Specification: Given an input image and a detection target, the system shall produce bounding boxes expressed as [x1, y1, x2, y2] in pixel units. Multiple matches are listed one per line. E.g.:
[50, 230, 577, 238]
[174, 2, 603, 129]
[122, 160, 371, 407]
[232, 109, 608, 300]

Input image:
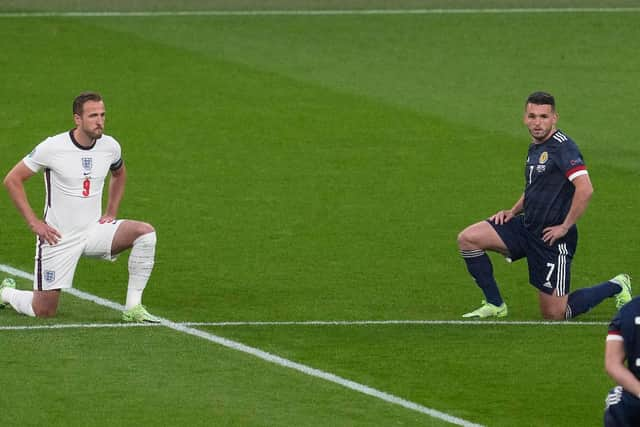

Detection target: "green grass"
[1, 2, 638, 426]
[2, 0, 640, 12]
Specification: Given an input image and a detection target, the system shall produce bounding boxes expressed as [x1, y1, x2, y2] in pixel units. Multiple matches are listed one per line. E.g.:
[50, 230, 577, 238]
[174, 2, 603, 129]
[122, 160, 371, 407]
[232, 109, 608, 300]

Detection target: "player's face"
[524, 103, 557, 143]
[74, 100, 106, 140]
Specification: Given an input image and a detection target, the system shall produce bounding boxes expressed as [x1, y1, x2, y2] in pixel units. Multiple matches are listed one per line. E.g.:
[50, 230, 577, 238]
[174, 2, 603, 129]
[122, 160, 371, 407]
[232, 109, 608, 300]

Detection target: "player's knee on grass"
[540, 304, 566, 321]
[32, 290, 61, 317]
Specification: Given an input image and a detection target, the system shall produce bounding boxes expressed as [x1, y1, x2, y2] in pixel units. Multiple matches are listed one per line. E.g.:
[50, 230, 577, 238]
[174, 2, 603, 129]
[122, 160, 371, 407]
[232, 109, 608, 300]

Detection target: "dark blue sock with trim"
[461, 249, 504, 306]
[565, 281, 621, 319]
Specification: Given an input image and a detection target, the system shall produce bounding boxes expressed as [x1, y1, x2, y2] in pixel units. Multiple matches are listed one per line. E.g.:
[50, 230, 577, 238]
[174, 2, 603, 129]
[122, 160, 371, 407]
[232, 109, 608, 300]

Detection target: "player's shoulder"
[98, 133, 120, 148]
[611, 297, 640, 333]
[31, 131, 72, 156]
[93, 134, 121, 158]
[40, 130, 72, 145]
[546, 130, 583, 159]
[548, 130, 579, 148]
[551, 130, 571, 143]
[619, 296, 640, 317]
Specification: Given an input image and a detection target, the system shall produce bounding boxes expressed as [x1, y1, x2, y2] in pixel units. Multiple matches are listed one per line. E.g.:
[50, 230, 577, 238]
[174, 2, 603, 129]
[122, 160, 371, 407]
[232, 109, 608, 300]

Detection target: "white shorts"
[33, 220, 124, 290]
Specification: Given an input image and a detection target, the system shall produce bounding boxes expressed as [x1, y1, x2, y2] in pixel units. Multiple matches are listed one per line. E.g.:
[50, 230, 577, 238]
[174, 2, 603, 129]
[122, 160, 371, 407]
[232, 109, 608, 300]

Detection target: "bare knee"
[112, 221, 155, 255]
[541, 312, 565, 321]
[539, 293, 568, 321]
[541, 306, 566, 321]
[32, 290, 60, 317]
[457, 230, 468, 248]
[135, 221, 155, 237]
[457, 224, 484, 250]
[34, 306, 58, 317]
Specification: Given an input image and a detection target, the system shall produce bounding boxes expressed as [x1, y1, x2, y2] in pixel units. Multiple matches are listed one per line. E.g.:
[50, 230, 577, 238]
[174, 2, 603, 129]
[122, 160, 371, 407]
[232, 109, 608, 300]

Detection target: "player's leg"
[604, 386, 636, 427]
[109, 220, 155, 256]
[31, 243, 81, 317]
[530, 237, 573, 320]
[0, 278, 35, 316]
[538, 280, 625, 320]
[565, 274, 631, 319]
[111, 220, 156, 311]
[529, 231, 625, 319]
[85, 220, 159, 322]
[32, 289, 61, 317]
[538, 292, 568, 320]
[2, 237, 80, 318]
[458, 220, 512, 317]
[458, 220, 510, 254]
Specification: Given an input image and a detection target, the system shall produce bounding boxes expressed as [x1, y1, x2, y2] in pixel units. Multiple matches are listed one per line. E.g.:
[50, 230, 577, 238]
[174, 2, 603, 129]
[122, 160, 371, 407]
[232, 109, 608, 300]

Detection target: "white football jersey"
[22, 130, 122, 234]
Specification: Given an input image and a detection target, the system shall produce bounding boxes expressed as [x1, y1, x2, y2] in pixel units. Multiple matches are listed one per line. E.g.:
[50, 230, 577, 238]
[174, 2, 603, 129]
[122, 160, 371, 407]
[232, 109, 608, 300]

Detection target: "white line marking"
[0, 263, 483, 427]
[185, 319, 608, 326]
[0, 8, 639, 18]
[0, 322, 158, 331]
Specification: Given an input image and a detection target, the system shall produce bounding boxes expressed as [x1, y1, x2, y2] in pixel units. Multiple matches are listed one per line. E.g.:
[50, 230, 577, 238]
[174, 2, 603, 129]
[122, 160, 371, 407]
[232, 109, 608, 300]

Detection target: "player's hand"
[30, 220, 61, 245]
[542, 224, 569, 246]
[99, 215, 117, 224]
[489, 209, 514, 225]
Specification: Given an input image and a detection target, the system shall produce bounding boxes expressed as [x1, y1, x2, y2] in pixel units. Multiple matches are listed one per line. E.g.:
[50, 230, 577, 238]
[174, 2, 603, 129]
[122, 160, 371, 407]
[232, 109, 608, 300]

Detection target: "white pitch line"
[185, 319, 608, 326]
[0, 8, 639, 18]
[0, 322, 158, 331]
[0, 263, 483, 427]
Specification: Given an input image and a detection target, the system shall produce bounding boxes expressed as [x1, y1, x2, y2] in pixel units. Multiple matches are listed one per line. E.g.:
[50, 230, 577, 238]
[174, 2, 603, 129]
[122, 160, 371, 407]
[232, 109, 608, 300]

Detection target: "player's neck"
[72, 128, 96, 148]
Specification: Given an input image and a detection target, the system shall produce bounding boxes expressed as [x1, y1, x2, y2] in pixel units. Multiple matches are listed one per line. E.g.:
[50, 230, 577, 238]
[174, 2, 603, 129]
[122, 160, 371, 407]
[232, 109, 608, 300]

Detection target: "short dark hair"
[525, 91, 555, 111]
[73, 92, 103, 115]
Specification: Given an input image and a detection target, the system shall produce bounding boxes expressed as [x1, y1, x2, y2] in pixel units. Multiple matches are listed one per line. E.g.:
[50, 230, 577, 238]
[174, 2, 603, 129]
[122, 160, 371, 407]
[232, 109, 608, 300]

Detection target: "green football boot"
[462, 300, 508, 319]
[0, 277, 17, 308]
[122, 304, 161, 323]
[612, 274, 632, 309]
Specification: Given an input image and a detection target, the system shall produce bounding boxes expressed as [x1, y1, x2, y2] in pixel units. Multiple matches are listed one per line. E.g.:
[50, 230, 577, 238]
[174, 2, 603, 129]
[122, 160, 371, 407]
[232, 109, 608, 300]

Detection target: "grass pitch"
[1, 1, 640, 426]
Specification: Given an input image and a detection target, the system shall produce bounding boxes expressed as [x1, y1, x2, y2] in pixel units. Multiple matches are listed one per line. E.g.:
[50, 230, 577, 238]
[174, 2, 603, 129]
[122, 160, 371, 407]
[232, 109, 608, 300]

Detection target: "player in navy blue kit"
[604, 297, 640, 426]
[457, 92, 631, 320]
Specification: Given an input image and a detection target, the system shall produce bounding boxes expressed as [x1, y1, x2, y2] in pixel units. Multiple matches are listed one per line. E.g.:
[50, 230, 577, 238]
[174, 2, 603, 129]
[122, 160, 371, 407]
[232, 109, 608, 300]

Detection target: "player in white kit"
[1, 92, 160, 322]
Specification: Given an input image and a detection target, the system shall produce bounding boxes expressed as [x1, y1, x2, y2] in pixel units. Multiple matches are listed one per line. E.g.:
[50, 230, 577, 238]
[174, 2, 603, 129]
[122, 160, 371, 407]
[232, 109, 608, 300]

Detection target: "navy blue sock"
[461, 250, 503, 306]
[566, 281, 621, 319]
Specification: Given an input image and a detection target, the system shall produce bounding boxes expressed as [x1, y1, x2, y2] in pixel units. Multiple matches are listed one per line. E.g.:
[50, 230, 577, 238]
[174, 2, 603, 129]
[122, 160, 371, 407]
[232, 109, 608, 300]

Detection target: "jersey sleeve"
[557, 140, 587, 182]
[21, 138, 52, 173]
[607, 308, 624, 342]
[108, 137, 123, 171]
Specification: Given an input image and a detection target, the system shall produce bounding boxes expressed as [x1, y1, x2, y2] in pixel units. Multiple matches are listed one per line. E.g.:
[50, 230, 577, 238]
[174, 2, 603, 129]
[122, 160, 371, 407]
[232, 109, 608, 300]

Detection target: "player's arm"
[489, 193, 524, 224]
[3, 161, 61, 244]
[542, 174, 593, 245]
[101, 162, 126, 223]
[605, 337, 640, 398]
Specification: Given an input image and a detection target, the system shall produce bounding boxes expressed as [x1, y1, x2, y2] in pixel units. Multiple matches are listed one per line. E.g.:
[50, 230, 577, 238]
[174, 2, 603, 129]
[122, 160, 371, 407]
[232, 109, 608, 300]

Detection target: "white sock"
[2, 288, 36, 317]
[125, 231, 156, 309]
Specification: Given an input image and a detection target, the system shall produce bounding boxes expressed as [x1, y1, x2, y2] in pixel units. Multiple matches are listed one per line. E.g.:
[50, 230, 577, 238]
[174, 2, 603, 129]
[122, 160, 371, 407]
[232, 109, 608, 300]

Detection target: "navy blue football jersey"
[523, 130, 587, 237]
[608, 297, 640, 380]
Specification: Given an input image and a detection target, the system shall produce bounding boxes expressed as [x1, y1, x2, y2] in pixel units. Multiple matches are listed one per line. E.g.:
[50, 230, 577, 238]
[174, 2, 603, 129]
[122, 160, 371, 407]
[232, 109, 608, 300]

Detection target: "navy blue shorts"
[487, 215, 578, 295]
[604, 386, 640, 427]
